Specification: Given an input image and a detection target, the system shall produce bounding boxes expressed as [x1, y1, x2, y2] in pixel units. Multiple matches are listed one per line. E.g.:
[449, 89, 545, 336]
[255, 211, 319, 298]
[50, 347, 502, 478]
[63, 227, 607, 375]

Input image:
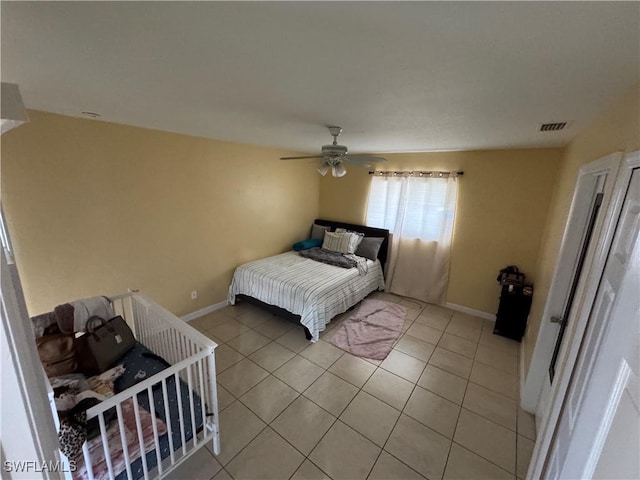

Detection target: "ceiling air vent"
[538, 122, 568, 132]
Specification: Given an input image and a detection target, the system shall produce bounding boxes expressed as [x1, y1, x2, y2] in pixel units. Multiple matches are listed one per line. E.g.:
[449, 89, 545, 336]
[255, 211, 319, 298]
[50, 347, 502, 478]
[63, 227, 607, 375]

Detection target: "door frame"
[526, 150, 640, 479]
[1, 249, 63, 479]
[521, 152, 621, 415]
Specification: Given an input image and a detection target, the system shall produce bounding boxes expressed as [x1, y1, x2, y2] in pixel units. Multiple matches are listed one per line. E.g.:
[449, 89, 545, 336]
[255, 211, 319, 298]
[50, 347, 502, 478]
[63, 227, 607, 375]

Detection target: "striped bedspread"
[228, 251, 385, 341]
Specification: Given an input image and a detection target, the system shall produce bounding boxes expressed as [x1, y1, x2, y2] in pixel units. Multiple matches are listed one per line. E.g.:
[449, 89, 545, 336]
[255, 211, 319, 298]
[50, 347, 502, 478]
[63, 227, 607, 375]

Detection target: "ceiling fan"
[280, 126, 386, 177]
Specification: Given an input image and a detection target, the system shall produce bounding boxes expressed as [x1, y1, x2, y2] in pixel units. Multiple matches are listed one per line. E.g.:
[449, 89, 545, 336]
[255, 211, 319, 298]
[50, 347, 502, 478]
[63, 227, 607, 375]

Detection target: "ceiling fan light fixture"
[318, 163, 330, 176]
[280, 126, 386, 179]
[1, 82, 29, 135]
[332, 163, 347, 177]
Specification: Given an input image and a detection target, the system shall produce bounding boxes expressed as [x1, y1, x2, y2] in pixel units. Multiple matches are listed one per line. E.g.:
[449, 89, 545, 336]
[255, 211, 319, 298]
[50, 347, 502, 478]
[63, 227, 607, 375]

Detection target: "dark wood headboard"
[314, 219, 390, 270]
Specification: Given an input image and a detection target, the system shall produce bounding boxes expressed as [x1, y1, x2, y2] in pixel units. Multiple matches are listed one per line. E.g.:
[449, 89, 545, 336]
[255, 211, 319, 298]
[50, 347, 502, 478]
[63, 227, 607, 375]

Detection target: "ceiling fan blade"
[344, 155, 387, 167]
[281, 129, 383, 178]
[280, 155, 325, 160]
[345, 158, 387, 163]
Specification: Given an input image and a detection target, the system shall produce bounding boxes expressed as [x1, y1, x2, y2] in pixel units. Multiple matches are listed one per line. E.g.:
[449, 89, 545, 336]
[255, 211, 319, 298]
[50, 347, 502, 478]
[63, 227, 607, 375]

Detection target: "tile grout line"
[206, 301, 523, 479]
[199, 307, 328, 478]
[211, 317, 303, 474]
[214, 413, 270, 473]
[447, 311, 510, 475]
[365, 308, 443, 480]
[224, 325, 378, 479]
[276, 343, 379, 479]
[445, 345, 473, 478]
[448, 441, 516, 477]
[215, 305, 416, 478]
[445, 325, 520, 475]
[283, 307, 433, 480]
[209, 320, 518, 429]
[361, 306, 429, 480]
[418, 312, 521, 476]
[399, 311, 457, 478]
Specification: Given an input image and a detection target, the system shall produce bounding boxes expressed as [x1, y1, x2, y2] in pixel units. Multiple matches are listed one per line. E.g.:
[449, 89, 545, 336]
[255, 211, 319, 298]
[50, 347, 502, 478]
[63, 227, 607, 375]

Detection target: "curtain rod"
[368, 170, 464, 177]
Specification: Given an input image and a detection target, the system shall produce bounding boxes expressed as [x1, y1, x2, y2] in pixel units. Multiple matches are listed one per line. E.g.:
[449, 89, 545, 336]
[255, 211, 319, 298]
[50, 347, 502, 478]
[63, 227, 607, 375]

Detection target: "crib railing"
[76, 291, 219, 480]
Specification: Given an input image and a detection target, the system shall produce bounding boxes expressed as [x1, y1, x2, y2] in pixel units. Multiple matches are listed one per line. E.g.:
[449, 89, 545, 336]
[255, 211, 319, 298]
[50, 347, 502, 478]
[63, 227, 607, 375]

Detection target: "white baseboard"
[445, 302, 496, 321]
[181, 300, 228, 322]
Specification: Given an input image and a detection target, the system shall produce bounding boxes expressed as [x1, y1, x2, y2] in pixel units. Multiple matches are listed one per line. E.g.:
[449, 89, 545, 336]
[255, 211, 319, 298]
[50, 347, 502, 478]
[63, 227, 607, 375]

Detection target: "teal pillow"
[293, 238, 322, 251]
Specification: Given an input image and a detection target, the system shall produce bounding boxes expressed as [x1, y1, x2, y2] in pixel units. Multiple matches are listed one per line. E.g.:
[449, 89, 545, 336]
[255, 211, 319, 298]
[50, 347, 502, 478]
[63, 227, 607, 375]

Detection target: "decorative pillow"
[311, 223, 330, 240]
[335, 228, 365, 250]
[322, 231, 360, 254]
[355, 237, 385, 261]
[293, 238, 323, 251]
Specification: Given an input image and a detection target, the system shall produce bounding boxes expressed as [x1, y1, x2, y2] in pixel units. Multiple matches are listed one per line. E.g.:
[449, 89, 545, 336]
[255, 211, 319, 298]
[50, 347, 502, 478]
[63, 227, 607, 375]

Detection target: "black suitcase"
[493, 285, 533, 341]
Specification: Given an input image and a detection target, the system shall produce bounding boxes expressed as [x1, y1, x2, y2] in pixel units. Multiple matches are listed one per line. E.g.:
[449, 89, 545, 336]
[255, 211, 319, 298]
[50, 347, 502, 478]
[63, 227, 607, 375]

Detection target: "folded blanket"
[293, 238, 323, 251]
[344, 253, 369, 276]
[31, 311, 59, 338]
[299, 247, 356, 269]
[299, 248, 370, 276]
[52, 365, 126, 459]
[55, 296, 115, 333]
[73, 398, 167, 480]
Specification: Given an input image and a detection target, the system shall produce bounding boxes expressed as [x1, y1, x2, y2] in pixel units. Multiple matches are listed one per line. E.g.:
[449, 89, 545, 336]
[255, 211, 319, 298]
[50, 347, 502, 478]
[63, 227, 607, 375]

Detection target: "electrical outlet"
[190, 290, 198, 300]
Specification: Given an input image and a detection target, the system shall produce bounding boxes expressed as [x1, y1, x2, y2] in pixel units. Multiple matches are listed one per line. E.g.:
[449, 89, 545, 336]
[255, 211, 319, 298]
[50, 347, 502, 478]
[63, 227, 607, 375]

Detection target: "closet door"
[544, 154, 640, 479]
[522, 152, 621, 423]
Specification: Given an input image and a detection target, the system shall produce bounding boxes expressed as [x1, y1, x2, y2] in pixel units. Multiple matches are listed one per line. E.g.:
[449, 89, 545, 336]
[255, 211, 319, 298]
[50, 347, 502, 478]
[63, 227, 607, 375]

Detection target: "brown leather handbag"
[36, 333, 77, 377]
[75, 315, 136, 374]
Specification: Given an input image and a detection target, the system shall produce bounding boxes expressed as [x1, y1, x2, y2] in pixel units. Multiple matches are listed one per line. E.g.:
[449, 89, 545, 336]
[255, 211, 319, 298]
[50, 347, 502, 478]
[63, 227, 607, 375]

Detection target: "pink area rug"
[327, 299, 407, 360]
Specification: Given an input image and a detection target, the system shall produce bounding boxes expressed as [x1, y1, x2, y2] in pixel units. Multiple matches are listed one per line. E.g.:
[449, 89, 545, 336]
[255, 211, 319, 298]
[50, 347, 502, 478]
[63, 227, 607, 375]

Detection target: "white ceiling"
[2, 2, 638, 154]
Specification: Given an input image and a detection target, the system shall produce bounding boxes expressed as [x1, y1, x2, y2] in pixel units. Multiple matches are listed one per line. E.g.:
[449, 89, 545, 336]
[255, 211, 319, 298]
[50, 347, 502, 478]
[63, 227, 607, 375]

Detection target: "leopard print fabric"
[53, 366, 127, 460]
[58, 410, 87, 459]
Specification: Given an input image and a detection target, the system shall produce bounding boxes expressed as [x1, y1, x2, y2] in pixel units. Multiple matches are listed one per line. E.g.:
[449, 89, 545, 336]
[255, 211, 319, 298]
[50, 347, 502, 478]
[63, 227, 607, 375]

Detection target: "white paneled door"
[543, 157, 640, 479]
[523, 153, 621, 419]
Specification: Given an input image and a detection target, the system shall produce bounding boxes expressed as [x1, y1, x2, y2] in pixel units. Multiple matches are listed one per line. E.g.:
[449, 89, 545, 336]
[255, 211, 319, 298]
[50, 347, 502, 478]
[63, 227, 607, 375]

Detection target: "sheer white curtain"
[366, 175, 458, 304]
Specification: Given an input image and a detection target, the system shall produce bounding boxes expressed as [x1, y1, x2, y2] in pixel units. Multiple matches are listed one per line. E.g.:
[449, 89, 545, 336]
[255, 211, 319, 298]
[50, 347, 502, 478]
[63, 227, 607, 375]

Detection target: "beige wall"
[523, 84, 640, 373]
[319, 148, 563, 314]
[1, 111, 320, 316]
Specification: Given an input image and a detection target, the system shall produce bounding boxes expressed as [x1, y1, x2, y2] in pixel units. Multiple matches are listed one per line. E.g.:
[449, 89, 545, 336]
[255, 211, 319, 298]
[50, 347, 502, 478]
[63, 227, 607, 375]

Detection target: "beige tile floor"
[168, 292, 537, 480]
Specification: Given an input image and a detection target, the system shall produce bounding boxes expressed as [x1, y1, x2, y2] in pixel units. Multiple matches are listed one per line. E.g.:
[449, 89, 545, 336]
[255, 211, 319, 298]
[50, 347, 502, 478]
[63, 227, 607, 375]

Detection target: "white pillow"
[322, 231, 360, 254]
[335, 228, 365, 250]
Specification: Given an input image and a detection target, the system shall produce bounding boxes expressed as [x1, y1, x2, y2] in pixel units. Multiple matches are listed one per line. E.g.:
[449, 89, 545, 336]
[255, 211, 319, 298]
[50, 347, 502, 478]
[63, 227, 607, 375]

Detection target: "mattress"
[228, 251, 385, 341]
[112, 343, 206, 480]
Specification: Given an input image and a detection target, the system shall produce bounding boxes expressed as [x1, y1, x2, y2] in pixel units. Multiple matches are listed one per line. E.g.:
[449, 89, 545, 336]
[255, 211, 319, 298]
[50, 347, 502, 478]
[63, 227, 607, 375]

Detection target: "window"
[366, 175, 457, 242]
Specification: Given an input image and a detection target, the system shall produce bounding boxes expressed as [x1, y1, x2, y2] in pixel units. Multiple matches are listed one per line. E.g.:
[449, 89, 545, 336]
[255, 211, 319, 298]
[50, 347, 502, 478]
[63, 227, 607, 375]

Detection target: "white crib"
[58, 290, 220, 480]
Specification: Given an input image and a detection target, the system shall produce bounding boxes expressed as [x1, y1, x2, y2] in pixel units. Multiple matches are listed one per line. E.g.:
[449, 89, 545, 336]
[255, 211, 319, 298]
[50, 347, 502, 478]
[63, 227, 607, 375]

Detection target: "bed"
[228, 219, 390, 341]
[33, 291, 220, 480]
